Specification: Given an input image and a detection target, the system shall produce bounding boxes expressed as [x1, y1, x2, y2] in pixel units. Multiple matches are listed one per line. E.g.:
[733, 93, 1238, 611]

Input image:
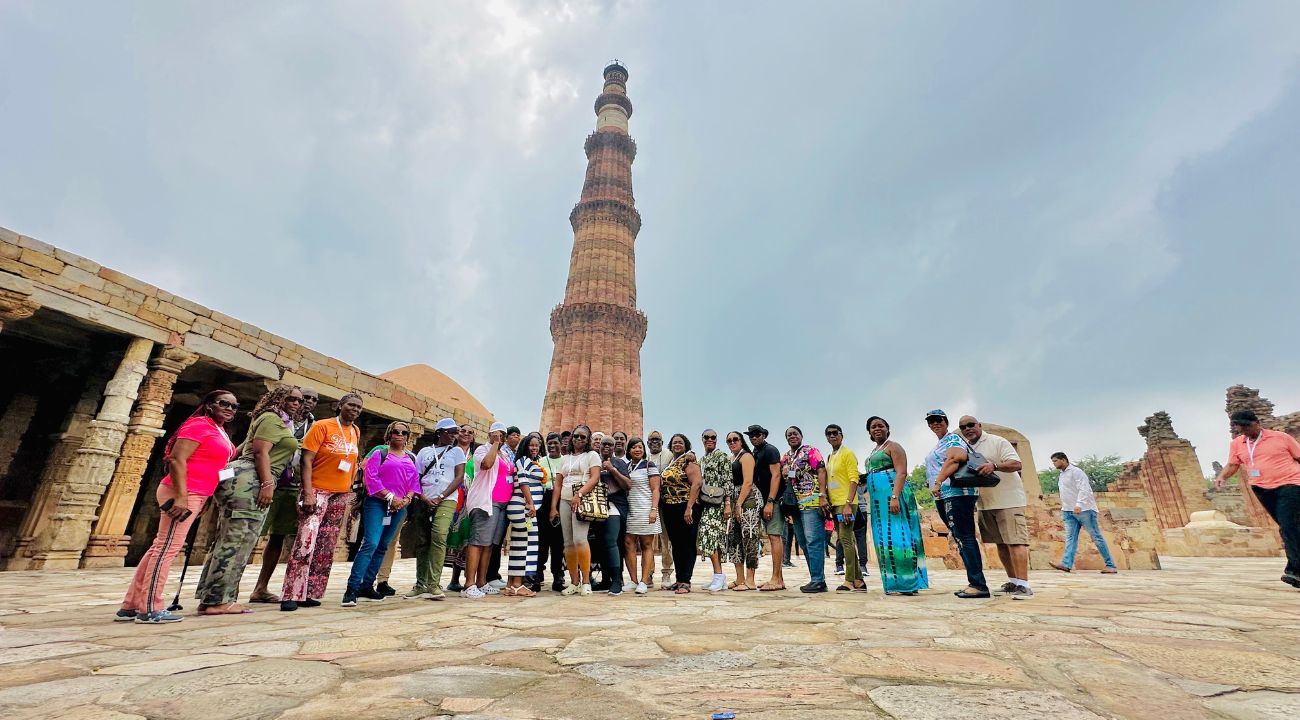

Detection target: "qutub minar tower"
[539, 62, 646, 436]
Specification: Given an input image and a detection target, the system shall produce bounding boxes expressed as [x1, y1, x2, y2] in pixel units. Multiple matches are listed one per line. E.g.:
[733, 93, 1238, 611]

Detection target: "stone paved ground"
[1, 557, 1298, 720]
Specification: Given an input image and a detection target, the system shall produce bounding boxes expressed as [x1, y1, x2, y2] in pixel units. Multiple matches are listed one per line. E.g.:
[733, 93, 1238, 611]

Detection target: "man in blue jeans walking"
[1049, 452, 1118, 574]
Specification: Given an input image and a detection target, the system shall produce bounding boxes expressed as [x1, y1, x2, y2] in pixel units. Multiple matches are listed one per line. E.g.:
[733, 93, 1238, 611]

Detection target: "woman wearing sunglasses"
[724, 431, 761, 591]
[551, 424, 601, 595]
[117, 390, 239, 624]
[342, 421, 420, 607]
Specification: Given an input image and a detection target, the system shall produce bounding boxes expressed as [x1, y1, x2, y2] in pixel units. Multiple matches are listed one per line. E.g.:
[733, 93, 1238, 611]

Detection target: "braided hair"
[248, 383, 297, 423]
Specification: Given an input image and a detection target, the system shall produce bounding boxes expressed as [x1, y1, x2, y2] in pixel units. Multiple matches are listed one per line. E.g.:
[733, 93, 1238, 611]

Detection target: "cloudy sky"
[3, 1, 1298, 474]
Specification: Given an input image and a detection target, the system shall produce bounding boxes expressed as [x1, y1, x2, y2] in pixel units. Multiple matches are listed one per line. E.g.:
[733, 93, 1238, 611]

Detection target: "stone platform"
[1, 557, 1298, 719]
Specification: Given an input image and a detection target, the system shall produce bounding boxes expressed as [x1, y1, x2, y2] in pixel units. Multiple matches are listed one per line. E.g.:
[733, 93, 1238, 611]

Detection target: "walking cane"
[166, 499, 201, 612]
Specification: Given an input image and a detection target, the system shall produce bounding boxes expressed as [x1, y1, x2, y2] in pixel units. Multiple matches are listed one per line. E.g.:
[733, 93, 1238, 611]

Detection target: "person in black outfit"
[592, 436, 631, 595]
[535, 433, 566, 591]
[659, 433, 703, 593]
[746, 425, 786, 591]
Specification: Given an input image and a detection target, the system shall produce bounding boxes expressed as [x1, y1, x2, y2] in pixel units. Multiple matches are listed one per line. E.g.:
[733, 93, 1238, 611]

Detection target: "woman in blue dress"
[863, 416, 928, 594]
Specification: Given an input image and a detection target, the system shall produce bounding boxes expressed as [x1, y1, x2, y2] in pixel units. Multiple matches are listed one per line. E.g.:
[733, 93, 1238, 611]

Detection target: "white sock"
[1012, 578, 1030, 589]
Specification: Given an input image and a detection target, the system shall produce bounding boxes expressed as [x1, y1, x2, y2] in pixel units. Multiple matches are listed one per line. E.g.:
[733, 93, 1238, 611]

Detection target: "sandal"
[853, 581, 870, 592]
[730, 584, 755, 592]
[835, 584, 854, 592]
[661, 582, 680, 592]
[758, 582, 786, 592]
[674, 583, 691, 594]
[954, 589, 991, 599]
[726, 580, 740, 590]
[248, 591, 280, 604]
[197, 603, 254, 615]
[513, 586, 536, 597]
[501, 586, 518, 597]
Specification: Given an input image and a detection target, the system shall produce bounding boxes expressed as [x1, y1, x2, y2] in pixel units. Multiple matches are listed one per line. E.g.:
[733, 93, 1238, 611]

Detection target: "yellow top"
[827, 447, 860, 507]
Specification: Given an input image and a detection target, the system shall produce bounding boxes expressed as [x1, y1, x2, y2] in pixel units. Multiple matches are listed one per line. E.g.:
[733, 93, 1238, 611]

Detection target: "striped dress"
[507, 456, 546, 577]
[626, 459, 661, 535]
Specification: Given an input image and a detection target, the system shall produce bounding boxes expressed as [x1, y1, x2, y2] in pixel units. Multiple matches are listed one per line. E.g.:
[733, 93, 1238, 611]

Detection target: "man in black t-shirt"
[747, 425, 787, 591]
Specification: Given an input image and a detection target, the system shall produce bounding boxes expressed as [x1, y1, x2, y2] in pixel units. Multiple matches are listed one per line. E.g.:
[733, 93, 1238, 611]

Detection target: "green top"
[864, 446, 894, 474]
[241, 412, 299, 477]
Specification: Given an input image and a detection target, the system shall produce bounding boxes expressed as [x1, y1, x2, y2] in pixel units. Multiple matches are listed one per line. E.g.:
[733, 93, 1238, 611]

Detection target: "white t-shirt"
[559, 451, 601, 501]
[971, 432, 1027, 511]
[416, 444, 467, 498]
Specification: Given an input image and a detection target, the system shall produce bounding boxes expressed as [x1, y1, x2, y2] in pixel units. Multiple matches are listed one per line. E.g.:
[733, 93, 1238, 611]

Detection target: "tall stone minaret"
[539, 61, 646, 437]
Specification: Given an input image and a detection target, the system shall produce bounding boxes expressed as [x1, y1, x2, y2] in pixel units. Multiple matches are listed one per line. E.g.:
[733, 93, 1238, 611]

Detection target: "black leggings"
[660, 502, 701, 584]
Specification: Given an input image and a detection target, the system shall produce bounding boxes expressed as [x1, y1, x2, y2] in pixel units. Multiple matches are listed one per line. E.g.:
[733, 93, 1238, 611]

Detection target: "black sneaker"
[1282, 573, 1300, 589]
[591, 581, 611, 592]
[376, 581, 396, 597]
[114, 609, 138, 623]
[608, 585, 623, 596]
[358, 585, 384, 602]
[280, 600, 298, 612]
[551, 580, 564, 592]
[800, 581, 828, 593]
[447, 581, 464, 593]
[341, 590, 358, 607]
[300, 598, 321, 608]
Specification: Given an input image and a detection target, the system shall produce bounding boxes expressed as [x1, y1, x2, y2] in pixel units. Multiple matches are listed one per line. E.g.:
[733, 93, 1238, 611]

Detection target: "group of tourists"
[116, 383, 1300, 624]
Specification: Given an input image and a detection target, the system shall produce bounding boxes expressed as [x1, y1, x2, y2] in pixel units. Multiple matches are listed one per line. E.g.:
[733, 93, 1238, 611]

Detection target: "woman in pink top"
[462, 422, 514, 598]
[342, 421, 420, 606]
[118, 390, 238, 624]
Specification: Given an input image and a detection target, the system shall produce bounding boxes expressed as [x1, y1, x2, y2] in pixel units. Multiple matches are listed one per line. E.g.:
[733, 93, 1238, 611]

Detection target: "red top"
[161, 416, 236, 497]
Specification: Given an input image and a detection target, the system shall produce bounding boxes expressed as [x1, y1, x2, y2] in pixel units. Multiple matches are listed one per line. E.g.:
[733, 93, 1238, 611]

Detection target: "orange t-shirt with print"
[1228, 429, 1300, 490]
[302, 418, 360, 493]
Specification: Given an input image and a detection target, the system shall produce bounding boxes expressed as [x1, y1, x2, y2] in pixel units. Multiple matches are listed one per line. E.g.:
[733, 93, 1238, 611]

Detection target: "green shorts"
[762, 502, 784, 536]
[261, 487, 300, 537]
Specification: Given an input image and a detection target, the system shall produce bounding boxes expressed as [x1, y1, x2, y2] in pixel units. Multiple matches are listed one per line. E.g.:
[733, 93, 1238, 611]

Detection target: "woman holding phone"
[118, 389, 239, 624]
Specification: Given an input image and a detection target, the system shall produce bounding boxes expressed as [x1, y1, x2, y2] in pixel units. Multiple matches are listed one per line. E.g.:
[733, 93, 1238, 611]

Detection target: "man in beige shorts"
[959, 415, 1032, 600]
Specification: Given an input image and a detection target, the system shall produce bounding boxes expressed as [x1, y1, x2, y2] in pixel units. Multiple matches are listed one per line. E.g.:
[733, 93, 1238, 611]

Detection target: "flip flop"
[248, 591, 280, 604]
[501, 586, 518, 596]
[674, 583, 691, 594]
[513, 586, 537, 597]
[835, 584, 854, 592]
[198, 603, 255, 615]
[730, 584, 754, 592]
[953, 589, 991, 599]
[758, 583, 786, 592]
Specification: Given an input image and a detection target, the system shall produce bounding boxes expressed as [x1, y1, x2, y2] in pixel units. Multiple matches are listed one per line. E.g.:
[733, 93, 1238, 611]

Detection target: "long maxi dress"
[865, 445, 929, 593]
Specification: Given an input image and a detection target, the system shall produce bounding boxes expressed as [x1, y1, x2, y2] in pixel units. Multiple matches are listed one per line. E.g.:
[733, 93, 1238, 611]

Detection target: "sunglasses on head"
[214, 399, 239, 411]
[959, 422, 977, 430]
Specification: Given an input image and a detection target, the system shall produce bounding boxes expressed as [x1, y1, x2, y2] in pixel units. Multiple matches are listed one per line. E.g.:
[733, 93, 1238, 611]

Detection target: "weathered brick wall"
[0, 227, 491, 434]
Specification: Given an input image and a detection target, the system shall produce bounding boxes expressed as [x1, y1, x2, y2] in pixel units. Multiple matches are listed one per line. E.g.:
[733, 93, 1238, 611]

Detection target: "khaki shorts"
[261, 488, 300, 537]
[978, 507, 1029, 545]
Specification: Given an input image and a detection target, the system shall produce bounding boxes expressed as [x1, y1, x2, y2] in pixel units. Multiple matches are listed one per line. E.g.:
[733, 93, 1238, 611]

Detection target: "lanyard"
[334, 417, 357, 453]
[1245, 433, 1263, 466]
[209, 417, 236, 458]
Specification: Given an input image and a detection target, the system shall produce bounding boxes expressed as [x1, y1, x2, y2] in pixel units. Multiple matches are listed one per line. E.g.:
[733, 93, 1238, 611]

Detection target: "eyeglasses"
[959, 422, 978, 430]
[214, 399, 239, 411]
[390, 430, 410, 437]
[702, 434, 717, 441]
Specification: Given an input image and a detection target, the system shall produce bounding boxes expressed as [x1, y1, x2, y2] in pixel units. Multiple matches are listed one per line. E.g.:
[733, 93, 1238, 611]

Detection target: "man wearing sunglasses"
[959, 415, 1031, 600]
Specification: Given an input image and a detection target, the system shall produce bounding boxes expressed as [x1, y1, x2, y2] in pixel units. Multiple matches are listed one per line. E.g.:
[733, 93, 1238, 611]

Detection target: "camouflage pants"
[194, 459, 269, 605]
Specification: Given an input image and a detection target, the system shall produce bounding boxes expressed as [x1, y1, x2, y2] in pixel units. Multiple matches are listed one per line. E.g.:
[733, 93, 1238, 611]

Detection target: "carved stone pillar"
[26, 337, 155, 569]
[0, 287, 40, 332]
[83, 345, 200, 567]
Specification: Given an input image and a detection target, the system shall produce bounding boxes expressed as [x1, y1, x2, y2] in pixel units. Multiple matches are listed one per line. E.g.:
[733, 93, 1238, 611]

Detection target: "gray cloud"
[2, 1, 1297, 472]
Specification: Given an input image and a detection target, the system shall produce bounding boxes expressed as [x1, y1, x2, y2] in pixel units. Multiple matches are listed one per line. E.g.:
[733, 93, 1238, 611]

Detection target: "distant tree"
[1039, 454, 1126, 495]
[906, 465, 935, 509]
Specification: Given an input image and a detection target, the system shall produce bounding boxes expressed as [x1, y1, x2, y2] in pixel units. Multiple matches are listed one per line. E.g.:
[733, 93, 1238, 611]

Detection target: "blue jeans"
[784, 507, 806, 563]
[1062, 510, 1116, 569]
[937, 495, 987, 591]
[799, 507, 829, 585]
[347, 495, 406, 591]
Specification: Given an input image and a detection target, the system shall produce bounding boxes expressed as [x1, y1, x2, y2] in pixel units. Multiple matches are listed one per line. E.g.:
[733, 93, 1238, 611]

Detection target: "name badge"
[786, 469, 796, 478]
[1248, 467, 1262, 477]
[218, 467, 235, 481]
[382, 515, 392, 526]
[338, 460, 352, 473]
[828, 481, 839, 489]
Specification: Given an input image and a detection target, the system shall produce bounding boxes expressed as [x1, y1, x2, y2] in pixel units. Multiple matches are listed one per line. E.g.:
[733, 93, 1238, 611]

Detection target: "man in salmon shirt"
[1215, 410, 1300, 589]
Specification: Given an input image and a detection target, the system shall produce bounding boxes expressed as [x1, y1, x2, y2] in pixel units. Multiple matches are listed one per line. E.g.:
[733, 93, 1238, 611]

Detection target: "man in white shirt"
[404, 418, 468, 600]
[1049, 452, 1117, 574]
[960, 416, 1033, 599]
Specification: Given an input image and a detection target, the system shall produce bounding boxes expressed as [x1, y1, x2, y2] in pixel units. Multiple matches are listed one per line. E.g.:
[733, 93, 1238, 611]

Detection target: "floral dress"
[696, 449, 733, 556]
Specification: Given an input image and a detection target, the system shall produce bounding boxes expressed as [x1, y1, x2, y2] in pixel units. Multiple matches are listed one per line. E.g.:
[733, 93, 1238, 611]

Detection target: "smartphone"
[160, 498, 193, 522]
[835, 513, 845, 523]
[711, 713, 736, 720]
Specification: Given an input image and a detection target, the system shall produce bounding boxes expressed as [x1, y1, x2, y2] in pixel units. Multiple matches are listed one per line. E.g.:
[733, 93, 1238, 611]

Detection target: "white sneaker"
[482, 584, 501, 595]
[579, 583, 592, 595]
[459, 585, 473, 598]
[465, 585, 485, 599]
[707, 573, 726, 592]
[487, 579, 508, 589]
[635, 582, 648, 595]
[561, 583, 579, 596]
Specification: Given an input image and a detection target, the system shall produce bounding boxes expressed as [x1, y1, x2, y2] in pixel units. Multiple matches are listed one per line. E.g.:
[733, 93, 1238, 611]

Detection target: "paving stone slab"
[868, 684, 1106, 719]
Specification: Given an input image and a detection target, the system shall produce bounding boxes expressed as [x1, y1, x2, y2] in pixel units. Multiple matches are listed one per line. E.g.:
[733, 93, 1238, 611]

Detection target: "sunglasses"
[283, 396, 302, 404]
[726, 437, 741, 444]
[390, 430, 410, 437]
[302, 396, 319, 403]
[825, 430, 842, 436]
[214, 399, 239, 411]
[702, 434, 717, 441]
[572, 434, 589, 440]
[959, 422, 978, 430]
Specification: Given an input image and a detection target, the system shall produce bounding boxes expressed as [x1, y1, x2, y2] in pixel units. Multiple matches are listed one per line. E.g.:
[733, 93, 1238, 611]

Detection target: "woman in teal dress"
[864, 416, 928, 595]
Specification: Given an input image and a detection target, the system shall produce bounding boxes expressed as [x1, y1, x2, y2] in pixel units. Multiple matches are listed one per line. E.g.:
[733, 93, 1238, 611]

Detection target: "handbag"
[577, 480, 609, 521]
[699, 484, 726, 506]
[949, 440, 1002, 488]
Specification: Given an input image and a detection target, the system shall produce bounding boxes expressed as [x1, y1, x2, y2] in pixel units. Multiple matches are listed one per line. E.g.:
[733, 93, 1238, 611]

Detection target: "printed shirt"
[780, 444, 825, 508]
[1058, 464, 1098, 512]
[301, 418, 360, 493]
[660, 452, 698, 505]
[161, 416, 236, 497]
[537, 455, 563, 489]
[826, 446, 860, 507]
[362, 448, 420, 498]
[971, 432, 1026, 511]
[416, 443, 467, 498]
[241, 411, 299, 478]
[926, 432, 977, 499]
[1228, 429, 1300, 490]
[700, 450, 732, 492]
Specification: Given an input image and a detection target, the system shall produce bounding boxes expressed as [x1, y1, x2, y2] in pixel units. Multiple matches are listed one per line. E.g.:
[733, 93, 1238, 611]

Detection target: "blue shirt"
[926, 432, 978, 499]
